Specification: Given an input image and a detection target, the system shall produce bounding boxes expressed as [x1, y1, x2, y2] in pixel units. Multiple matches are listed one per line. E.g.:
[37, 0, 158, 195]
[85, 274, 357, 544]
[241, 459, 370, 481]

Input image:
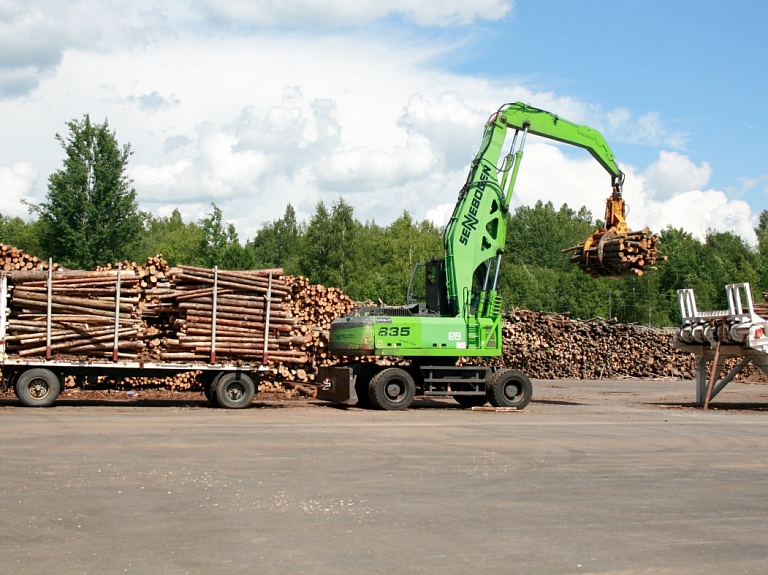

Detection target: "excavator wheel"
[368, 368, 415, 411]
[486, 369, 532, 409]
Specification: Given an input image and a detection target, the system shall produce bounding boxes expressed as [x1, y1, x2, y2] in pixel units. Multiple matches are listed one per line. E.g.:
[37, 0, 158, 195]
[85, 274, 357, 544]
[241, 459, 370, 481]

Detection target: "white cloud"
[0, 12, 753, 249]
[398, 93, 487, 167]
[0, 161, 38, 218]
[314, 134, 438, 192]
[0, 0, 513, 98]
[641, 189, 755, 243]
[629, 156, 756, 245]
[426, 203, 454, 228]
[198, 0, 514, 27]
[641, 151, 712, 201]
[598, 107, 687, 149]
[127, 91, 181, 113]
[0, 0, 178, 96]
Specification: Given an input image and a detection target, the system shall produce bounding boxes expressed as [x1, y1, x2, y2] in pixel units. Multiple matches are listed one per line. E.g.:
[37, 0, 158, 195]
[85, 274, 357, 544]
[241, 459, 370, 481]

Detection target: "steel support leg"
[710, 356, 752, 401]
[695, 354, 752, 405]
[695, 355, 708, 404]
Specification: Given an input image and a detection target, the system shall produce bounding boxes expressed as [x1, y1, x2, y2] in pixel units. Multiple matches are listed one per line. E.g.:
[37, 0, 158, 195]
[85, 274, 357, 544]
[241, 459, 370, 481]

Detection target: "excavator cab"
[406, 258, 450, 316]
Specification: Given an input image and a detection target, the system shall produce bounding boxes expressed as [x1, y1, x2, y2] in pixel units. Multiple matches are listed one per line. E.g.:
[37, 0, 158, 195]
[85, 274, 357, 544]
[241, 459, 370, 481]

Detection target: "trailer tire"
[214, 372, 255, 409]
[369, 368, 415, 411]
[487, 369, 532, 409]
[453, 395, 487, 408]
[15, 368, 61, 407]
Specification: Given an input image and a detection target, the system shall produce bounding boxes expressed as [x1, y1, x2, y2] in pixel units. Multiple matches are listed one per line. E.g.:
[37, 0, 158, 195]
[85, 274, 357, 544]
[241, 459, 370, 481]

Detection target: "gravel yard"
[1, 378, 767, 575]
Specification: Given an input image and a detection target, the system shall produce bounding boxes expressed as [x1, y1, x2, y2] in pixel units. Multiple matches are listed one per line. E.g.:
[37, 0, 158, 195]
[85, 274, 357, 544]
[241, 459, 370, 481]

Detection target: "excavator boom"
[443, 102, 659, 318]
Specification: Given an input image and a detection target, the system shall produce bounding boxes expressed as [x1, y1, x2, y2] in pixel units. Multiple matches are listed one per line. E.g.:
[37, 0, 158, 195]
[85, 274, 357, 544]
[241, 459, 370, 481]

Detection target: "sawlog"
[564, 229, 666, 278]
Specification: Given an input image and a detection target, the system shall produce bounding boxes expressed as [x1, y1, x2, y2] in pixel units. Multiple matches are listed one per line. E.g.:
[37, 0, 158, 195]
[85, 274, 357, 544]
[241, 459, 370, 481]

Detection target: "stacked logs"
[0, 243, 56, 272]
[96, 254, 169, 291]
[564, 229, 665, 277]
[482, 309, 694, 379]
[259, 276, 356, 387]
[286, 276, 356, 327]
[1, 263, 311, 366]
[285, 275, 356, 367]
[159, 266, 309, 364]
[122, 371, 200, 391]
[753, 290, 768, 317]
[4, 269, 146, 359]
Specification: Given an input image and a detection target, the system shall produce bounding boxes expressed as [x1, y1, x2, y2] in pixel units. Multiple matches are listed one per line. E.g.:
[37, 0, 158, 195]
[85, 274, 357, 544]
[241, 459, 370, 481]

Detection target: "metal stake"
[210, 266, 218, 364]
[0, 273, 7, 362]
[263, 271, 273, 365]
[112, 263, 122, 361]
[46, 258, 52, 359]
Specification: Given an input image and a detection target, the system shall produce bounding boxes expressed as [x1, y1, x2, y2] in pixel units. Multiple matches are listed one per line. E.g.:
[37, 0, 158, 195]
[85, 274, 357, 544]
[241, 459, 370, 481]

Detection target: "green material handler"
[317, 102, 646, 410]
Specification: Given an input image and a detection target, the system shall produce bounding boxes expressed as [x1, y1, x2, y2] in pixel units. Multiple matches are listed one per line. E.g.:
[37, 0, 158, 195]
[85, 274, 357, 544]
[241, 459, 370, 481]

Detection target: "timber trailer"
[0, 268, 268, 408]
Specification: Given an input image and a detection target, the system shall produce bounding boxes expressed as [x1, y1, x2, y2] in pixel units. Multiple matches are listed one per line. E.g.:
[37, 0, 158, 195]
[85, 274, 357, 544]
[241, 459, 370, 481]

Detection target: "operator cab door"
[407, 258, 450, 316]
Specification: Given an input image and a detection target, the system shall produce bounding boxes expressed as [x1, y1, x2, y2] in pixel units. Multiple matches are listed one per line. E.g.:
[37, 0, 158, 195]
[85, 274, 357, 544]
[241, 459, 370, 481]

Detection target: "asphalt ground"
[1, 379, 768, 575]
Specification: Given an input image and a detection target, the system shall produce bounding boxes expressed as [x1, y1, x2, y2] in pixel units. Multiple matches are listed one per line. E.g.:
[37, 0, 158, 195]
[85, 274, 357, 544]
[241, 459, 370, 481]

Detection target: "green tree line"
[2, 114, 765, 327]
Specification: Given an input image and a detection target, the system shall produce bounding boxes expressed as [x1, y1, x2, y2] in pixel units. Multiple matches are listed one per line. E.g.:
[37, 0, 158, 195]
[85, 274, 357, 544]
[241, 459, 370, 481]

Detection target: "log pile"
[256, 276, 357, 390]
[0, 243, 57, 272]
[95, 254, 169, 291]
[286, 276, 356, 366]
[754, 295, 768, 318]
[158, 265, 309, 364]
[484, 309, 693, 379]
[286, 276, 356, 328]
[2, 262, 310, 366]
[122, 371, 200, 391]
[564, 229, 665, 278]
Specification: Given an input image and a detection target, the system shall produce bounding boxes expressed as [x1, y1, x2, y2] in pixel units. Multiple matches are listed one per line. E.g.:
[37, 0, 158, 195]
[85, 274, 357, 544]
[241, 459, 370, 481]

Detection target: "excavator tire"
[368, 368, 415, 411]
[486, 369, 532, 409]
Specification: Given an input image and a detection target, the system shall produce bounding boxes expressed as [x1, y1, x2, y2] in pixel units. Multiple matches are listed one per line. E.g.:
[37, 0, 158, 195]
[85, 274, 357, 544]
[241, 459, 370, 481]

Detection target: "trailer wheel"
[486, 369, 532, 409]
[369, 368, 415, 411]
[453, 395, 487, 408]
[15, 368, 61, 407]
[214, 373, 255, 409]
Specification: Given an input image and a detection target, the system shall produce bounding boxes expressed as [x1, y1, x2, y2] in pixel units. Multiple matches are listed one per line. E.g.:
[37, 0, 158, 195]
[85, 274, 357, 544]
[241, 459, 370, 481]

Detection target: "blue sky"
[0, 0, 765, 243]
[470, 1, 766, 199]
